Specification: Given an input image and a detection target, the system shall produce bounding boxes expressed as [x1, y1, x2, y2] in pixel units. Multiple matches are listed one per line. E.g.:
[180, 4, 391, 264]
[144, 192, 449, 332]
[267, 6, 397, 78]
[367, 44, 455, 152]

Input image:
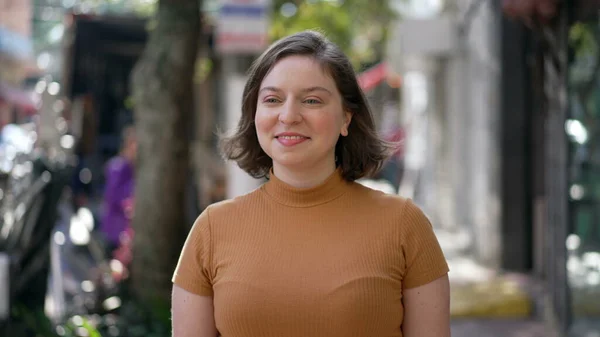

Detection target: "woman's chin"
[272, 155, 311, 170]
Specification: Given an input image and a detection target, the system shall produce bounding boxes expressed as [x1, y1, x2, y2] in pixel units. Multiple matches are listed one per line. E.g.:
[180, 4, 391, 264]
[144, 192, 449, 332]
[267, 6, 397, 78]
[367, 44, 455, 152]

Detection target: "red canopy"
[357, 62, 389, 92]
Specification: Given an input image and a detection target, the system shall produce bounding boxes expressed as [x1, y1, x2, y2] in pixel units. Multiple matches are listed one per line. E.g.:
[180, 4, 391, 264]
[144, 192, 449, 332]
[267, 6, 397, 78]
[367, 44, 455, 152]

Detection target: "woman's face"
[255, 56, 352, 176]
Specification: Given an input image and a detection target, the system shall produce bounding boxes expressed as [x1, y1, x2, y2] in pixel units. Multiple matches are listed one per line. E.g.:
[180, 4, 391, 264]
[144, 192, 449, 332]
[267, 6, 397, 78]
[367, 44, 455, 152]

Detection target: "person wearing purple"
[101, 126, 137, 256]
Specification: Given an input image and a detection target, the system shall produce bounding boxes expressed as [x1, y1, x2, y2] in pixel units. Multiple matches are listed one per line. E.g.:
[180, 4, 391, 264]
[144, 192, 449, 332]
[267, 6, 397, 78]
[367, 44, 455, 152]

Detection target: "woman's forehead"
[260, 56, 337, 92]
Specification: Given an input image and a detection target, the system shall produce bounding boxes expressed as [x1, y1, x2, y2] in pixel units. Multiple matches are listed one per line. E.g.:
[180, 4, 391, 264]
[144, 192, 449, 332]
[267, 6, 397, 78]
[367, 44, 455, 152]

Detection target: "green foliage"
[194, 57, 214, 83]
[32, 0, 159, 57]
[569, 22, 600, 118]
[8, 305, 58, 337]
[270, 0, 396, 68]
[32, 0, 396, 68]
[7, 283, 172, 337]
[89, 0, 159, 17]
[127, 0, 159, 17]
[270, 2, 352, 50]
[569, 22, 598, 59]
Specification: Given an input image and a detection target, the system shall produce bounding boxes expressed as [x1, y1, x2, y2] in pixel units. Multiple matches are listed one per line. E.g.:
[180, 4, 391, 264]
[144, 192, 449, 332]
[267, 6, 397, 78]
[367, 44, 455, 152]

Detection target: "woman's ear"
[341, 111, 352, 137]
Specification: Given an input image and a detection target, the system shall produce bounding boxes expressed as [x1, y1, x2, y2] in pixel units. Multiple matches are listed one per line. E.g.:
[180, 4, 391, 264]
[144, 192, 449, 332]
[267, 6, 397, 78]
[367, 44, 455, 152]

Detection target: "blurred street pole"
[215, 0, 271, 199]
[222, 57, 263, 199]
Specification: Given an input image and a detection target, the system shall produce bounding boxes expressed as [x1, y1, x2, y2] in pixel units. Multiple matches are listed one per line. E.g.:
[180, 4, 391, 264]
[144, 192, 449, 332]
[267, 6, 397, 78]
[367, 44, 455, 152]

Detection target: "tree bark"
[130, 0, 200, 307]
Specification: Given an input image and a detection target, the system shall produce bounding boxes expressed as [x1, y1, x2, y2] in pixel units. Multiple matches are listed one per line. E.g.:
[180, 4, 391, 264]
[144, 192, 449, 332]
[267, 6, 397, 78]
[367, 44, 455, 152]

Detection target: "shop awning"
[357, 62, 402, 92]
[357, 62, 389, 92]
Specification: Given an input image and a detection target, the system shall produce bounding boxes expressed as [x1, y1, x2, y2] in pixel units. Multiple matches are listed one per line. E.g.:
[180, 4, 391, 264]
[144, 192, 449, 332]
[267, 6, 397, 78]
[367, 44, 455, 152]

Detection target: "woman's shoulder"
[349, 181, 431, 227]
[349, 180, 409, 208]
[201, 187, 265, 222]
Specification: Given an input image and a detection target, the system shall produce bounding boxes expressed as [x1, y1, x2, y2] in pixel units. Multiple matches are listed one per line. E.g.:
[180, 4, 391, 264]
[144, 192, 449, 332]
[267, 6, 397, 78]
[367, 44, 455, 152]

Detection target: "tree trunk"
[130, 0, 200, 307]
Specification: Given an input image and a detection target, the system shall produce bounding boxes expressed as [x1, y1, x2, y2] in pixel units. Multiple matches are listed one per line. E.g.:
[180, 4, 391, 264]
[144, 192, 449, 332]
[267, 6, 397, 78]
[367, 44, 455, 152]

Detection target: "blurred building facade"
[389, 0, 600, 335]
[0, 0, 36, 127]
[18, 0, 599, 334]
[388, 0, 502, 266]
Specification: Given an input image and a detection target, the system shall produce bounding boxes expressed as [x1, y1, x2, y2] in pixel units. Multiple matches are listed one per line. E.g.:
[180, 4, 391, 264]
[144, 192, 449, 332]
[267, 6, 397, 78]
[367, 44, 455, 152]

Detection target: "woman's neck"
[272, 161, 337, 189]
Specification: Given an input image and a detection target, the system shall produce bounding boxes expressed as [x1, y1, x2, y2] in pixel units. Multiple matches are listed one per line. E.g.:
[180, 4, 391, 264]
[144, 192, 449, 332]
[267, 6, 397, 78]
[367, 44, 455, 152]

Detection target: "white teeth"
[279, 136, 304, 139]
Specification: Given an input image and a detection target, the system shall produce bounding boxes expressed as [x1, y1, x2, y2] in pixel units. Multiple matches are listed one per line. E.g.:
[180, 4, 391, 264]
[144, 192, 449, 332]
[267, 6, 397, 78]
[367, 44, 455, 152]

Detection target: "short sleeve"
[400, 199, 449, 289]
[172, 207, 214, 296]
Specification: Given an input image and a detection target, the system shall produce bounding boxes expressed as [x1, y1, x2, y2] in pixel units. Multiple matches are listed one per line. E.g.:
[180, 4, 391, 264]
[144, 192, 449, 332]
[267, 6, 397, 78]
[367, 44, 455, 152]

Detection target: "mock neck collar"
[261, 167, 349, 207]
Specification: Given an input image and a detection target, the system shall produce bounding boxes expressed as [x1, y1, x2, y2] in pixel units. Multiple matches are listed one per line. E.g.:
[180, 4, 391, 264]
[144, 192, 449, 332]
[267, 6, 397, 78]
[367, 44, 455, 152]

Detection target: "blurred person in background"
[100, 125, 136, 260]
[376, 88, 405, 192]
[172, 31, 450, 337]
[376, 124, 405, 191]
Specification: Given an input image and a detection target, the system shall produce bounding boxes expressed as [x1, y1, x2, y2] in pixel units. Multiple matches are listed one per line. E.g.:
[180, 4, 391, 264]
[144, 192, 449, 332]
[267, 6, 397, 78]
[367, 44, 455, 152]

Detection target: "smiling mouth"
[275, 135, 310, 146]
[276, 135, 310, 140]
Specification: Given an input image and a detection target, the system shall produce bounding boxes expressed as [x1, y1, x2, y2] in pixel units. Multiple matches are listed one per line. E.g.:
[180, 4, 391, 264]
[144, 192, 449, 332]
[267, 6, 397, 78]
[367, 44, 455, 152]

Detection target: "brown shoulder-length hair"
[220, 30, 394, 181]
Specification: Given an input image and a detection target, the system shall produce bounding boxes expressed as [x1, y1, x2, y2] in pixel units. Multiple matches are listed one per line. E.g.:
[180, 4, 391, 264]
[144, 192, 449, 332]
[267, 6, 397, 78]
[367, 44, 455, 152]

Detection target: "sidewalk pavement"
[440, 228, 600, 337]
[438, 229, 535, 319]
[448, 264, 555, 337]
[451, 319, 552, 337]
[438, 228, 556, 336]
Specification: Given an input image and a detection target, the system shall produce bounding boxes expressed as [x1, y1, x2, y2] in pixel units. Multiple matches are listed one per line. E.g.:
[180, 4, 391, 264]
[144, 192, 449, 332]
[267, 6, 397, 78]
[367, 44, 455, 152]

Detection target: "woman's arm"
[402, 274, 451, 337]
[172, 285, 218, 337]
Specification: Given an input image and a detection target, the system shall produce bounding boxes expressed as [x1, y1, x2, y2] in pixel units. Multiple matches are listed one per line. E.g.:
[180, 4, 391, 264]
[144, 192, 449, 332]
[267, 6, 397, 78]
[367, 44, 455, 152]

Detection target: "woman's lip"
[276, 136, 309, 146]
[275, 133, 309, 138]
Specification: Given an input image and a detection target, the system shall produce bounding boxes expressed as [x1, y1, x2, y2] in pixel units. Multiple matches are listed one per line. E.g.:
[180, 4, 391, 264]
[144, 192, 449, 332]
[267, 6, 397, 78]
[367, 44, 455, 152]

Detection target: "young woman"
[172, 30, 450, 337]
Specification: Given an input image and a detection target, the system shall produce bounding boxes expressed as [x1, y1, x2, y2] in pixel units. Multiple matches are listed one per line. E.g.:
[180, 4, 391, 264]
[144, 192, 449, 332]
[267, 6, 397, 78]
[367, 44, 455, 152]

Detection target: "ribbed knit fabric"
[172, 168, 449, 337]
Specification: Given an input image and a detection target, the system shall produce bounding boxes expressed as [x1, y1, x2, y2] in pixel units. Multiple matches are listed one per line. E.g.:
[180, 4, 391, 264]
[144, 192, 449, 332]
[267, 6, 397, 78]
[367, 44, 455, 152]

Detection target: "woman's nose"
[278, 101, 302, 124]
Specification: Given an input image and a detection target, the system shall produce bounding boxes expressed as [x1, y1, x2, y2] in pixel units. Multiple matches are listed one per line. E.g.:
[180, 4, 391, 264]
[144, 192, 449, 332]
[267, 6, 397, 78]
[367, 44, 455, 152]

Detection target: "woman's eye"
[264, 97, 280, 104]
[304, 99, 321, 105]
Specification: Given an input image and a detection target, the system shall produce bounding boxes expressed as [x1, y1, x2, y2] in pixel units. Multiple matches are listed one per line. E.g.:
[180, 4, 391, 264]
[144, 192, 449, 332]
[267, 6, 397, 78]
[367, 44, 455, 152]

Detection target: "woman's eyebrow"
[259, 86, 282, 94]
[301, 86, 332, 95]
[258, 86, 332, 95]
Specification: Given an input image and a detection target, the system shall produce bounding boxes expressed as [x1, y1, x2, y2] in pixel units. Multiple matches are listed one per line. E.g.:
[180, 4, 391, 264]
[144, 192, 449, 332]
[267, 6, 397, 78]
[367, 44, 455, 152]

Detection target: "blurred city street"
[2, 0, 600, 336]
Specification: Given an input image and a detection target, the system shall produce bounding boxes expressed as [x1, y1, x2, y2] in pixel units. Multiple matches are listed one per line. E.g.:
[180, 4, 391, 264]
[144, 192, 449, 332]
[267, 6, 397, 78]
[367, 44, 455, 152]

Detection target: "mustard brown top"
[173, 169, 449, 337]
